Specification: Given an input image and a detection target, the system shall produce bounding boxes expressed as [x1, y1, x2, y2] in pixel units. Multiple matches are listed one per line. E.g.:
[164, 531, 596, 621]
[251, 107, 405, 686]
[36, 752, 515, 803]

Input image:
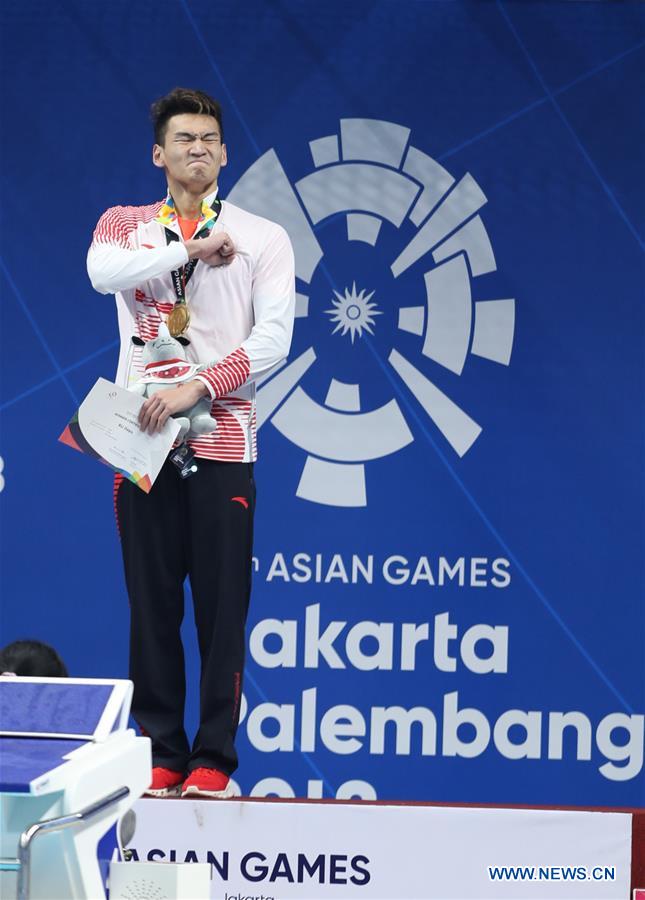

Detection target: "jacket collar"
[155, 187, 220, 234]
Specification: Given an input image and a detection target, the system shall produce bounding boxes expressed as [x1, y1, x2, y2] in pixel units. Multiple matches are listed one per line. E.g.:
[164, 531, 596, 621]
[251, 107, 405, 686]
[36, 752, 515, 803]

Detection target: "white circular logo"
[229, 118, 514, 507]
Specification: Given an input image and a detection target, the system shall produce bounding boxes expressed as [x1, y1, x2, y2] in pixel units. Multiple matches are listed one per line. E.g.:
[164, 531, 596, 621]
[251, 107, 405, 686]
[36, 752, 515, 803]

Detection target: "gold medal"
[167, 303, 190, 337]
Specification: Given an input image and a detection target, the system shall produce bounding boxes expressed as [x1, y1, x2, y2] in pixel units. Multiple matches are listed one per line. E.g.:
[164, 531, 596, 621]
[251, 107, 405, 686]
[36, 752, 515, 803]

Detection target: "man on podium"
[87, 88, 295, 798]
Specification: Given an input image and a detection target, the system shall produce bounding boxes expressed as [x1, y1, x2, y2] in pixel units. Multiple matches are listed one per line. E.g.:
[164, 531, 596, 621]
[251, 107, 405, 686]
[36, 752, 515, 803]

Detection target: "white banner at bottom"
[130, 799, 631, 900]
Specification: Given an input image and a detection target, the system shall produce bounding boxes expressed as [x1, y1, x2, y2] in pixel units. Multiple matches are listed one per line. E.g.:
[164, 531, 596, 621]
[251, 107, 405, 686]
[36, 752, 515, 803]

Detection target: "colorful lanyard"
[164, 196, 222, 336]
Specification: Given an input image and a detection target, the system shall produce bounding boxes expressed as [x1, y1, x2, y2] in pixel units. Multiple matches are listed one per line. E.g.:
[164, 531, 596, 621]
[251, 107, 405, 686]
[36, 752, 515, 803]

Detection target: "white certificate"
[59, 378, 181, 492]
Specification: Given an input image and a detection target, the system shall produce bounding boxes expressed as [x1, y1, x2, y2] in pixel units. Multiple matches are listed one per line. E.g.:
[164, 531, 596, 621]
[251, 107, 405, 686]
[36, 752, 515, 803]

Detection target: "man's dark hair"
[0, 639, 68, 677]
[151, 88, 224, 145]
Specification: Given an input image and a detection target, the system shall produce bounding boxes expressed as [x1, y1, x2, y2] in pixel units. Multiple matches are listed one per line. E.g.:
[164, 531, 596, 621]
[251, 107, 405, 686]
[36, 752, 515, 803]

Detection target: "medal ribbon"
[164, 196, 222, 305]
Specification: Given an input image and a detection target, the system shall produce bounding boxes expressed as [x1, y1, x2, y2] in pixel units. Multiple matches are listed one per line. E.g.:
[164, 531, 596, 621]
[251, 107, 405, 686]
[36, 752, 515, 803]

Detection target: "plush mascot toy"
[129, 324, 217, 442]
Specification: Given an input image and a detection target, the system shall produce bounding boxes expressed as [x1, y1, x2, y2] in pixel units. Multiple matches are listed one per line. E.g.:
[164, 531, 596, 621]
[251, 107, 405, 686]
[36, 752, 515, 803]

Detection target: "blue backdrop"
[1, 0, 644, 808]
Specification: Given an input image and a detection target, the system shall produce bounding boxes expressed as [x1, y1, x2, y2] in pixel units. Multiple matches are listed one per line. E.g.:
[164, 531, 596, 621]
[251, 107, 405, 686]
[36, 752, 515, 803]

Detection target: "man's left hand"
[139, 381, 209, 434]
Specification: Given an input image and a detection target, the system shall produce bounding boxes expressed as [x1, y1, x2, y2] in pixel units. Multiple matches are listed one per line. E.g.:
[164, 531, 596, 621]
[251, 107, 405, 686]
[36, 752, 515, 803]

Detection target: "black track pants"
[116, 458, 255, 775]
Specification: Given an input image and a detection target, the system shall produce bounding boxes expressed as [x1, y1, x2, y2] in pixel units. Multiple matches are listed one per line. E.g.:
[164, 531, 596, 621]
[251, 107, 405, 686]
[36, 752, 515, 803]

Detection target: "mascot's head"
[131, 323, 190, 365]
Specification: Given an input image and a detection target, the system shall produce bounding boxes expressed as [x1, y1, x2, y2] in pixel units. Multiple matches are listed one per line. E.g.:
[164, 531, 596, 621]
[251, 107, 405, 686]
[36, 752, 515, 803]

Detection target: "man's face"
[153, 113, 227, 190]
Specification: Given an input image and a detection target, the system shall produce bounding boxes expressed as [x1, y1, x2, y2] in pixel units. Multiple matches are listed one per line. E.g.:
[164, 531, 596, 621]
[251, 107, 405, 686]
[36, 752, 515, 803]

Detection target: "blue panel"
[0, 683, 113, 736]
[0, 738, 86, 793]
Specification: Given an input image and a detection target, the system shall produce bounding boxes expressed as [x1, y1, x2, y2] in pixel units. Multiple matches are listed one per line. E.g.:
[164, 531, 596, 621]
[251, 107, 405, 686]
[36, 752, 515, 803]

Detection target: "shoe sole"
[181, 783, 235, 800]
[143, 785, 183, 798]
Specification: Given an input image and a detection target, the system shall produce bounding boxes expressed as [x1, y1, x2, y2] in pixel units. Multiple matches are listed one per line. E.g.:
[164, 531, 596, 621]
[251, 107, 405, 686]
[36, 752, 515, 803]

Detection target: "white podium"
[0, 677, 150, 900]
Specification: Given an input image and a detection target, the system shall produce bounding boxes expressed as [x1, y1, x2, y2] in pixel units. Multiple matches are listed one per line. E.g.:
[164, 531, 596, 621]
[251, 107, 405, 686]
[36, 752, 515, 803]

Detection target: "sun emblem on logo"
[325, 282, 382, 344]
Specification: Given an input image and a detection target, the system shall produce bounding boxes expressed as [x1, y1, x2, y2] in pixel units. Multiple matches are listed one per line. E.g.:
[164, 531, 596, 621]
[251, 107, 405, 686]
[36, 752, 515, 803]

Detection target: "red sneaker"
[144, 766, 184, 798]
[181, 767, 235, 799]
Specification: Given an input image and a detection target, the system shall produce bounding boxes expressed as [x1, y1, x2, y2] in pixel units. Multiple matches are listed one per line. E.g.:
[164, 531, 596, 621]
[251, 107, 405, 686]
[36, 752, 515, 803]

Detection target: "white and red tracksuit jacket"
[87, 189, 296, 462]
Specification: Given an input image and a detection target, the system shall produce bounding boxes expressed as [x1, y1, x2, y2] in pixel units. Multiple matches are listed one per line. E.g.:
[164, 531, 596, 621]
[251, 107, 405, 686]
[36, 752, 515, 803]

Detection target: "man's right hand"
[185, 230, 236, 267]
